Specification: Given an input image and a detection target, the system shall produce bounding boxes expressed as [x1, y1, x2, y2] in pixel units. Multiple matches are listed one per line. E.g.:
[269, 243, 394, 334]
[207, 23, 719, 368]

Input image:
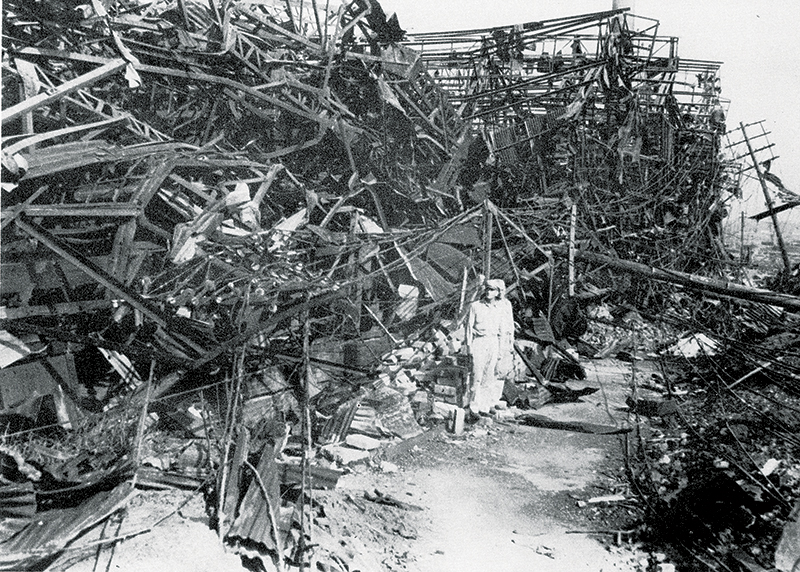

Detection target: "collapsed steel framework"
[1, 2, 772, 569]
[399, 10, 739, 273]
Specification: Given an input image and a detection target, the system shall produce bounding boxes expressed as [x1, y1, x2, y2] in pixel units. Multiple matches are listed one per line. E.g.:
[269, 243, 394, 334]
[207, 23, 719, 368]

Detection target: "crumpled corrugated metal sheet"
[0, 482, 135, 571]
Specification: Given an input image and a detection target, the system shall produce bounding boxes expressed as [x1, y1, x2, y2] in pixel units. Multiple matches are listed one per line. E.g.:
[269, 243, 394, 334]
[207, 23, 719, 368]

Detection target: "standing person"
[464, 278, 515, 419]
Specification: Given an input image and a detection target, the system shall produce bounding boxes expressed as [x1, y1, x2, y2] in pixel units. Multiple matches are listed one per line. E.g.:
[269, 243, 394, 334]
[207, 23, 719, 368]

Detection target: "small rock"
[380, 461, 398, 473]
[761, 458, 781, 476]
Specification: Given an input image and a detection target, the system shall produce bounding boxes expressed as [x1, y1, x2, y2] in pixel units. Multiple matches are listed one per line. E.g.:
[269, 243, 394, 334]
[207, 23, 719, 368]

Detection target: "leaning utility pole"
[740, 122, 791, 272]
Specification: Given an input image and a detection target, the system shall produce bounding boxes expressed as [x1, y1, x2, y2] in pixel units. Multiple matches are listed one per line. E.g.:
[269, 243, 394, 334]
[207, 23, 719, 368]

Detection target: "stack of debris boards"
[4, 0, 794, 569]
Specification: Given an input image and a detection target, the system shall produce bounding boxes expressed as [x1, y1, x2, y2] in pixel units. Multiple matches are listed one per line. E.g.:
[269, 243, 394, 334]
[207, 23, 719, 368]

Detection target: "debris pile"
[2, 0, 799, 570]
[616, 322, 800, 571]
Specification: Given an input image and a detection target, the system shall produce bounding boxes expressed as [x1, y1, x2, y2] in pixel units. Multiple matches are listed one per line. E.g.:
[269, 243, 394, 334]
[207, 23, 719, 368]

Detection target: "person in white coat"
[464, 278, 515, 418]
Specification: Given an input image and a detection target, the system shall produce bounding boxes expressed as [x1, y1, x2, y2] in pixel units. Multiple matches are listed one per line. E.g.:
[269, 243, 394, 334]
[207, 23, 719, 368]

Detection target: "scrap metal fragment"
[0, 482, 135, 571]
[3, 59, 126, 125]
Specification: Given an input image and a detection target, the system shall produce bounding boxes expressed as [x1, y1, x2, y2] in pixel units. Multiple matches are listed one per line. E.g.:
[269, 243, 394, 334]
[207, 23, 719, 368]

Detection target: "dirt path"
[55, 358, 656, 572]
[320, 358, 657, 571]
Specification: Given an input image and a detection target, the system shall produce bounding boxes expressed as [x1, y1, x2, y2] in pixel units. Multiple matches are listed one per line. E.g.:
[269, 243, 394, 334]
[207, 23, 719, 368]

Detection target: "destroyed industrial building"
[3, 1, 800, 570]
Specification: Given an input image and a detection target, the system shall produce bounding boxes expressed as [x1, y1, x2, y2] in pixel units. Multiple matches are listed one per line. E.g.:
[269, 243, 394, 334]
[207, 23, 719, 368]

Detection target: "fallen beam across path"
[551, 246, 800, 313]
[515, 413, 631, 435]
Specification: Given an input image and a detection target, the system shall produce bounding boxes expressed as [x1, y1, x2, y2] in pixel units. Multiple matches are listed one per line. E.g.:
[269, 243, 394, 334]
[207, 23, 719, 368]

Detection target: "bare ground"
[50, 358, 659, 572]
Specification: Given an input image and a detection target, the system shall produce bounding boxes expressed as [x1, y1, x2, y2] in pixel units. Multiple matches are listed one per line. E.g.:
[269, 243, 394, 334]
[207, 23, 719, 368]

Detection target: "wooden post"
[284, 0, 297, 33]
[349, 210, 361, 332]
[568, 203, 577, 297]
[482, 200, 493, 278]
[740, 122, 791, 272]
[217, 350, 245, 540]
[740, 211, 745, 267]
[18, 84, 34, 139]
[310, 0, 323, 45]
[458, 266, 468, 315]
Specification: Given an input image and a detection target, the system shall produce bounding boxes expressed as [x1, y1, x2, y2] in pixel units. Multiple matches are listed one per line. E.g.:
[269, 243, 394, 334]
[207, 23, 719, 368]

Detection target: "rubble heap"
[3, 0, 798, 570]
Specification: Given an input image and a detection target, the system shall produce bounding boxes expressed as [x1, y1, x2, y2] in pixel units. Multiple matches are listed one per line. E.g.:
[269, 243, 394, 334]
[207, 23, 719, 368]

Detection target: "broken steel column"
[552, 246, 800, 312]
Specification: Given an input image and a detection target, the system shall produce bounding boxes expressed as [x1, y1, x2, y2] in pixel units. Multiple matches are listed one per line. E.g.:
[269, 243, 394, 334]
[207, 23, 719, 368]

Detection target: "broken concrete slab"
[321, 445, 372, 466]
[345, 434, 383, 450]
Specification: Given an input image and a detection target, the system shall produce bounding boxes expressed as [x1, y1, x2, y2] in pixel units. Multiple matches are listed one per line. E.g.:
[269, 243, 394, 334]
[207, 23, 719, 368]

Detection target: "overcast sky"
[379, 0, 800, 232]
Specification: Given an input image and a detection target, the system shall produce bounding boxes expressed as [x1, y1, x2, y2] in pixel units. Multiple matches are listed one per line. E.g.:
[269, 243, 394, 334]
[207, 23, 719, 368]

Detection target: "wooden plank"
[3, 59, 126, 125]
[131, 158, 178, 206]
[21, 142, 188, 182]
[516, 412, 631, 434]
[0, 482, 36, 519]
[14, 59, 38, 140]
[0, 185, 49, 231]
[168, 173, 216, 203]
[750, 200, 800, 222]
[132, 467, 205, 490]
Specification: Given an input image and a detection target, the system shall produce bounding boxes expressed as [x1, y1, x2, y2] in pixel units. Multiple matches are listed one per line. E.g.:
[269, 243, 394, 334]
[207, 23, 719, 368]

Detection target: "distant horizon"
[723, 208, 800, 244]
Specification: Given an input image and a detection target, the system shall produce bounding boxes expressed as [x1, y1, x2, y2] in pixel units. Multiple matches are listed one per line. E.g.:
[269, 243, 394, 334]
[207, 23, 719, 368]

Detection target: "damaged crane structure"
[3, 0, 800, 570]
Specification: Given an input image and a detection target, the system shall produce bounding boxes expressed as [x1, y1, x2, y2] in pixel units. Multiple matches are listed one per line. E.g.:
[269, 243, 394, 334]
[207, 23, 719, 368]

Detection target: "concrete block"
[345, 434, 382, 450]
[447, 408, 465, 435]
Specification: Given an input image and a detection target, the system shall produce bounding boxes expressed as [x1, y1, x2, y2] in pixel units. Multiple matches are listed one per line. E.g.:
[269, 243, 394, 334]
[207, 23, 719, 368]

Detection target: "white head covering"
[485, 278, 506, 297]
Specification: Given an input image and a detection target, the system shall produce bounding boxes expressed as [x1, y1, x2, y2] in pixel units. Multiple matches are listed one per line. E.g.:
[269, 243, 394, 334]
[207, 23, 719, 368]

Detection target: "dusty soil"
[322, 424, 645, 572]
[50, 359, 662, 572]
